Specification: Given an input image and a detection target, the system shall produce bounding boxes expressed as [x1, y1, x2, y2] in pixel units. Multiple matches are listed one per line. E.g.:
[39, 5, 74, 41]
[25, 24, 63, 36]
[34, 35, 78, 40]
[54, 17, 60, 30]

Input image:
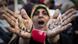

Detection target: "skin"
[2, 5, 76, 44]
[32, 8, 49, 30]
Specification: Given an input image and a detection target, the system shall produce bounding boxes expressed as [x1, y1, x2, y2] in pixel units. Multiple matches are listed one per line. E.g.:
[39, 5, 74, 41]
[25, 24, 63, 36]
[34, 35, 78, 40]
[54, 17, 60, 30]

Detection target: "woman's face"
[32, 8, 49, 28]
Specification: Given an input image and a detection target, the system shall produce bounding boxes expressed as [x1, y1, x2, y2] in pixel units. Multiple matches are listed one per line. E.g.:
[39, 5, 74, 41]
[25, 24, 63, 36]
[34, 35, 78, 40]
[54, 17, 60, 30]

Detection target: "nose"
[38, 14, 44, 18]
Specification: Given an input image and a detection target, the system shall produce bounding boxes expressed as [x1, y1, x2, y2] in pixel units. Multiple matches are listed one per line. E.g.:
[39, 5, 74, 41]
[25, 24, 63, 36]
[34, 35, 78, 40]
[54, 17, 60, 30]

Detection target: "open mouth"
[38, 20, 45, 25]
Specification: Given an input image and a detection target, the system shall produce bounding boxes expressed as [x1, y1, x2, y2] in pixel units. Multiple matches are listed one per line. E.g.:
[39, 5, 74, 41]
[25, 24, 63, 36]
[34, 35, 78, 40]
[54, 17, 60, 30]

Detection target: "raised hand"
[2, 8, 19, 34]
[46, 8, 76, 43]
[47, 8, 76, 37]
[2, 7, 32, 38]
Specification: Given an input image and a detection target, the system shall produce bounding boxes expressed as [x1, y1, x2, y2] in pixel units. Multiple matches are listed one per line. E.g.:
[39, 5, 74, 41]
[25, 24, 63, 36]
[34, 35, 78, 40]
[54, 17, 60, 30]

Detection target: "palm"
[47, 8, 76, 37]
[2, 7, 32, 33]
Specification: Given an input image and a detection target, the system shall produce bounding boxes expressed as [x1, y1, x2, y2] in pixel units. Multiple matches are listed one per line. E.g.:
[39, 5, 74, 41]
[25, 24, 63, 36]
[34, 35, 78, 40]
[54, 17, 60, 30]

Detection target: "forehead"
[34, 6, 47, 12]
[36, 8, 46, 11]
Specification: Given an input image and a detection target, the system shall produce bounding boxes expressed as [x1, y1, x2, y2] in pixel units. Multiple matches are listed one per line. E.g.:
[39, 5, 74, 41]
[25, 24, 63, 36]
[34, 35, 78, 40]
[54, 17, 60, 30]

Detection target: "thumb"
[20, 9, 30, 19]
[52, 9, 60, 19]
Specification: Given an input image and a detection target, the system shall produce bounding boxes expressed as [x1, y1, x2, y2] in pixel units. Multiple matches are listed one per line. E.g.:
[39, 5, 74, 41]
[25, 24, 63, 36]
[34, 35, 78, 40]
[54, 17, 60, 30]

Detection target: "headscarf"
[31, 4, 50, 19]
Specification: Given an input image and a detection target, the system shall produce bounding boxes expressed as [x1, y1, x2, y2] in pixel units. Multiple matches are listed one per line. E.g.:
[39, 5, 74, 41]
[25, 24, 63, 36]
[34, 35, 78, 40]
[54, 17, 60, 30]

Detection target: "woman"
[2, 4, 76, 44]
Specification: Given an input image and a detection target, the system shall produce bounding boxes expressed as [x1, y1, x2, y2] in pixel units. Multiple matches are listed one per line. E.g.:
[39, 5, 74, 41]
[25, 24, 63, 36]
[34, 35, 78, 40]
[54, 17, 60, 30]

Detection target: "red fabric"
[32, 28, 46, 44]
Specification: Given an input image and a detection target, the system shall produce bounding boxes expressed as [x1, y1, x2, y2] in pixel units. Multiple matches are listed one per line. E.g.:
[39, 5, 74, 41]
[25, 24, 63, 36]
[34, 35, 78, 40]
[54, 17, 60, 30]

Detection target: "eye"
[42, 11, 48, 15]
[34, 11, 39, 16]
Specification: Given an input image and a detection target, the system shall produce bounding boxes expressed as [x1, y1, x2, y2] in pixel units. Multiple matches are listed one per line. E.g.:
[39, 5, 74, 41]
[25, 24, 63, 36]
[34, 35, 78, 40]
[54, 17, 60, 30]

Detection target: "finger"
[2, 14, 15, 27]
[62, 8, 75, 17]
[52, 9, 60, 19]
[3, 7, 18, 18]
[3, 10, 16, 22]
[62, 10, 76, 22]
[56, 23, 72, 34]
[8, 27, 20, 35]
[62, 15, 76, 26]
[20, 9, 30, 19]
[47, 23, 71, 37]
[57, 15, 62, 23]
[8, 27, 16, 33]
[60, 23, 72, 32]
[9, 26, 20, 33]
[52, 23, 72, 37]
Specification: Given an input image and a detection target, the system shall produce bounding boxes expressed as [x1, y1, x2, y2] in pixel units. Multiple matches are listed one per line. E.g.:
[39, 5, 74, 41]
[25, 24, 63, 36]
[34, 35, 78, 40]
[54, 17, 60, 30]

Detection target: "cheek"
[32, 16, 39, 25]
[44, 16, 49, 22]
[32, 16, 38, 22]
